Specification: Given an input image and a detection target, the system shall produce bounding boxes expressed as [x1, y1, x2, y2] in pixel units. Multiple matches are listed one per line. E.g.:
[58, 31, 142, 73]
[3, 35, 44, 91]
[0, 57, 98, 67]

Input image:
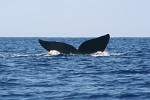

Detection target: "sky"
[0, 0, 150, 37]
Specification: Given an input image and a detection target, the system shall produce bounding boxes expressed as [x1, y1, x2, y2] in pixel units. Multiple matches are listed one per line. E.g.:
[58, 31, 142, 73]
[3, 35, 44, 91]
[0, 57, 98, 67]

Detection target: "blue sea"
[0, 37, 150, 100]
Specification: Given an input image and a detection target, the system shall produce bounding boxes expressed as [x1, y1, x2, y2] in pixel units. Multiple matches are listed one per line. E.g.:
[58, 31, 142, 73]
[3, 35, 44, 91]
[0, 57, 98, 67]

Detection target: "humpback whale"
[39, 34, 110, 54]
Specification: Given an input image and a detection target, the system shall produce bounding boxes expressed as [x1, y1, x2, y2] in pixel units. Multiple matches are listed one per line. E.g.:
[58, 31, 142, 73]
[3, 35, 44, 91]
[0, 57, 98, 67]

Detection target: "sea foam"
[91, 51, 110, 57]
[48, 50, 61, 55]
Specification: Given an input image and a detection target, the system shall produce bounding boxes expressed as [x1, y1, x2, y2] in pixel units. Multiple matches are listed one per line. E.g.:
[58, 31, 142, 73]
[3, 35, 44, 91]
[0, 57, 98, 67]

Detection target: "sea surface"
[0, 37, 150, 100]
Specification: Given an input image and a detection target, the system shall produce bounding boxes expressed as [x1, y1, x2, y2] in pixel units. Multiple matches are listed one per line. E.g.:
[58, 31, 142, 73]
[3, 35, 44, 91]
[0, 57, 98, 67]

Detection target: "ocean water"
[0, 37, 150, 100]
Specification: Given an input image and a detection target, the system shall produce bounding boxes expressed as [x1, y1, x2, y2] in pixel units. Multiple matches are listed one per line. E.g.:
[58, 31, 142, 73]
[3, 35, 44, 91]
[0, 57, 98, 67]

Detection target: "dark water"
[0, 37, 150, 100]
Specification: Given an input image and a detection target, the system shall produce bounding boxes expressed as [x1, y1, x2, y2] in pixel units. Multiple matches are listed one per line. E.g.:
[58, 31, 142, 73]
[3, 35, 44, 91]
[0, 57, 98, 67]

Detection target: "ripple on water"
[0, 38, 150, 100]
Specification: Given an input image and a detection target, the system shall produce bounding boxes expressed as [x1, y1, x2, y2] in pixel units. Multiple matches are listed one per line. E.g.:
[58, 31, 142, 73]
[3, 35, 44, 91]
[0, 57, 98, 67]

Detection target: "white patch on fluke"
[91, 51, 110, 57]
[48, 50, 61, 55]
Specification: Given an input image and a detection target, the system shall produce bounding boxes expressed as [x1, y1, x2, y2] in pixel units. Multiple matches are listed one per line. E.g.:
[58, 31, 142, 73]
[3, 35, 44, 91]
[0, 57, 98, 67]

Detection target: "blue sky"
[0, 0, 150, 37]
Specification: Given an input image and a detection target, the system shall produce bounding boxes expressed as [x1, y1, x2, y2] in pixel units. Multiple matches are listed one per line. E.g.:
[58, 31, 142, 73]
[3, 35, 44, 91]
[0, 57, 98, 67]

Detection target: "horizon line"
[0, 36, 150, 38]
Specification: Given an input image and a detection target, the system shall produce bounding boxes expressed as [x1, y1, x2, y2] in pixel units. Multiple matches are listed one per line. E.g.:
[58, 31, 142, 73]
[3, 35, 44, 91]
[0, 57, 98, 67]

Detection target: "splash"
[0, 51, 124, 58]
[91, 51, 110, 57]
[48, 50, 61, 55]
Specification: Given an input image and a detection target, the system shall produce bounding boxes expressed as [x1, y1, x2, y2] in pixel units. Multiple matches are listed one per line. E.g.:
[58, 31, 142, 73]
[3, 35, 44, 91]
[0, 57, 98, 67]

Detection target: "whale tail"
[39, 40, 78, 54]
[39, 34, 110, 54]
[78, 34, 110, 54]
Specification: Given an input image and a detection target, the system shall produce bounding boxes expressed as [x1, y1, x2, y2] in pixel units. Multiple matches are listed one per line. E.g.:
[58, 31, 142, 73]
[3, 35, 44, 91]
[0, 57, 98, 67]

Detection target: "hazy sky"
[0, 0, 150, 37]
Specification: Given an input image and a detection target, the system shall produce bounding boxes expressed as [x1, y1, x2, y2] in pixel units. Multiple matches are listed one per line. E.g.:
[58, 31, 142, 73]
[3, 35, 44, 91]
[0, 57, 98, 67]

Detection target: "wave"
[0, 51, 124, 58]
[0, 53, 47, 58]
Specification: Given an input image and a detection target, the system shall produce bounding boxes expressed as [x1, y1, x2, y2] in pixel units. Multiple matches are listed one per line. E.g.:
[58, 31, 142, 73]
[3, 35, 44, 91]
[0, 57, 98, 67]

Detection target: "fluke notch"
[39, 34, 110, 54]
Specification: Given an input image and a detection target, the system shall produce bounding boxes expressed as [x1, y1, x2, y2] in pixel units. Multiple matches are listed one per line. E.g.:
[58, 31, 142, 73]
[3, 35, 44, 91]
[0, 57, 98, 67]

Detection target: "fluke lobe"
[39, 34, 110, 54]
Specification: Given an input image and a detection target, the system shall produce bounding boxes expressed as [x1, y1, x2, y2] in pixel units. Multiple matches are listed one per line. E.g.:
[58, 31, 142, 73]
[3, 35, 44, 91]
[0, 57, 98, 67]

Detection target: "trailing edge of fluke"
[39, 34, 110, 54]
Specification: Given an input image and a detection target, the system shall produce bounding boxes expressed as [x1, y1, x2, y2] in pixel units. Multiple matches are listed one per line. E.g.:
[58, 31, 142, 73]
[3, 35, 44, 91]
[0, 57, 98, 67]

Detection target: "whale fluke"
[78, 34, 110, 54]
[39, 40, 78, 54]
[39, 34, 110, 54]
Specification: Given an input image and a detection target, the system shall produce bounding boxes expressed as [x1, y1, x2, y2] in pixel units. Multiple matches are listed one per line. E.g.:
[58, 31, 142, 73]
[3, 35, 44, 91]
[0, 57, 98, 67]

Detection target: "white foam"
[48, 50, 61, 55]
[0, 53, 46, 58]
[91, 51, 110, 57]
[110, 52, 124, 56]
[0, 51, 124, 58]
